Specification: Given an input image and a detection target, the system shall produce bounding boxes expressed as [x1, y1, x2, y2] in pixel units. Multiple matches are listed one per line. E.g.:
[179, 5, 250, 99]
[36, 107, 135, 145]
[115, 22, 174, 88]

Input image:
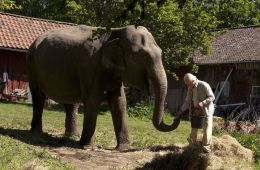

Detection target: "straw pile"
[138, 135, 253, 170]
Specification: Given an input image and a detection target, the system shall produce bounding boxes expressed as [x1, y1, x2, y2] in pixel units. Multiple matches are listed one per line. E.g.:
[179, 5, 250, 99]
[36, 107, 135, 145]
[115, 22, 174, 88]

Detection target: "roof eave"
[0, 46, 27, 53]
[0, 12, 77, 26]
[195, 60, 260, 66]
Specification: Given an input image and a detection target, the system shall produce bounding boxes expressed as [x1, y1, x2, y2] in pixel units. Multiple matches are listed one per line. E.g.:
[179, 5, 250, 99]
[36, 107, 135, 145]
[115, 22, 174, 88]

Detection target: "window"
[251, 86, 260, 98]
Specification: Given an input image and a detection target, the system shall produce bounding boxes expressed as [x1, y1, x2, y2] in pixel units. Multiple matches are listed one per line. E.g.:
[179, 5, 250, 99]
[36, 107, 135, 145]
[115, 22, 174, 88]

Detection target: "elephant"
[26, 25, 180, 151]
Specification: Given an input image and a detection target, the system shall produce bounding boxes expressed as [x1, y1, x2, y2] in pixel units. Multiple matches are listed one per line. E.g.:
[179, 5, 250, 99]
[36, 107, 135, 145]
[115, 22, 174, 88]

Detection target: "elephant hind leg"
[30, 81, 46, 132]
[64, 103, 80, 137]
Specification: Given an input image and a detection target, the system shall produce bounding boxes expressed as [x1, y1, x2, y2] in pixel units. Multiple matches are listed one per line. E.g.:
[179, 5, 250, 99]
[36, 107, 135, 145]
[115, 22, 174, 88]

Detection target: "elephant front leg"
[79, 99, 100, 149]
[64, 103, 80, 137]
[107, 86, 130, 151]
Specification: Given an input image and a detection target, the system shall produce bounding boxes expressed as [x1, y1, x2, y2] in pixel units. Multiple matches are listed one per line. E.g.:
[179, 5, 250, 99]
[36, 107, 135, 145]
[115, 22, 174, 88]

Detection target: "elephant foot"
[78, 138, 96, 150]
[30, 126, 43, 133]
[65, 130, 81, 138]
[79, 144, 97, 151]
[115, 143, 140, 152]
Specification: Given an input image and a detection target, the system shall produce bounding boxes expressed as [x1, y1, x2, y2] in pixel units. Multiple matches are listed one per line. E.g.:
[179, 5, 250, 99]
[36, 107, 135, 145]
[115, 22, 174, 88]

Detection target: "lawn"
[0, 103, 189, 169]
[0, 101, 191, 169]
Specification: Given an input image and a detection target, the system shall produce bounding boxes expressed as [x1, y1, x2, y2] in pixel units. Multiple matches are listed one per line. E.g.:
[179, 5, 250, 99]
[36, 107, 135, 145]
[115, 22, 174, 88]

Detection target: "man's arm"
[180, 87, 192, 112]
[176, 89, 191, 117]
[202, 83, 215, 106]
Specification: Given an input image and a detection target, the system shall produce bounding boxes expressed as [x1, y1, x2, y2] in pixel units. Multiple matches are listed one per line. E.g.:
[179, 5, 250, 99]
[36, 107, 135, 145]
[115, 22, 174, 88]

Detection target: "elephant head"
[102, 26, 179, 132]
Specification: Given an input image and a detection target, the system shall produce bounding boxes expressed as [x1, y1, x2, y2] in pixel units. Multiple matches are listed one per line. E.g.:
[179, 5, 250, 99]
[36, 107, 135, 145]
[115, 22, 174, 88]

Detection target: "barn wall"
[0, 49, 28, 94]
[197, 65, 232, 104]
[166, 63, 260, 111]
[166, 66, 223, 112]
[166, 67, 192, 112]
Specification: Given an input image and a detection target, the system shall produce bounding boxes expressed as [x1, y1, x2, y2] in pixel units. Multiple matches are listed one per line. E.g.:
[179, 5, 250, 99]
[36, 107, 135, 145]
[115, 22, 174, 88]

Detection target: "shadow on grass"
[138, 145, 209, 170]
[0, 100, 32, 107]
[0, 127, 81, 149]
[0, 100, 65, 112]
[0, 100, 110, 114]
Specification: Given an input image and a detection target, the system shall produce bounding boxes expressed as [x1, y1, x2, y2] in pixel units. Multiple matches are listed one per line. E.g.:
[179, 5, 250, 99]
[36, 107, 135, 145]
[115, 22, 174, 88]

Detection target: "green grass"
[35, 102, 190, 147]
[0, 101, 190, 169]
[0, 101, 258, 169]
[0, 102, 75, 170]
[0, 136, 74, 170]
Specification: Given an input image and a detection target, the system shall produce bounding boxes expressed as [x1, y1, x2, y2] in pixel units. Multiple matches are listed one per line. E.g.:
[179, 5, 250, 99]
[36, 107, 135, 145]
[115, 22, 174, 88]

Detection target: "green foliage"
[150, 1, 218, 73]
[127, 100, 154, 119]
[215, 0, 260, 28]
[1, 0, 259, 77]
[0, 0, 18, 11]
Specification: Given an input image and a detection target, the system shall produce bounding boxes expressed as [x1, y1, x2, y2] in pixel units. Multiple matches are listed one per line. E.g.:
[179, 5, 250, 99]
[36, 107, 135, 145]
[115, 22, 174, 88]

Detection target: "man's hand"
[175, 111, 182, 118]
[196, 102, 204, 109]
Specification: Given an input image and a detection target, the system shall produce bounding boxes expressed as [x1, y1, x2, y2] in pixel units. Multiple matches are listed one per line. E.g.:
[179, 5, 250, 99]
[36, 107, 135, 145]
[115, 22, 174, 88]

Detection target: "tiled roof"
[192, 25, 260, 65]
[0, 12, 76, 51]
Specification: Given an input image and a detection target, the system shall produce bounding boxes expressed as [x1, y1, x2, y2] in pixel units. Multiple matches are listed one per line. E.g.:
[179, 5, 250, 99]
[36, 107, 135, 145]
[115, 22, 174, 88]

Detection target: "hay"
[137, 146, 209, 170]
[137, 135, 253, 170]
[207, 135, 253, 170]
[211, 135, 253, 162]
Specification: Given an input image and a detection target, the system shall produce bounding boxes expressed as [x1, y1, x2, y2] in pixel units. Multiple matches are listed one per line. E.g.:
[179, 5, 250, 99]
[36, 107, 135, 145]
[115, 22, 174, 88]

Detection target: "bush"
[127, 100, 154, 119]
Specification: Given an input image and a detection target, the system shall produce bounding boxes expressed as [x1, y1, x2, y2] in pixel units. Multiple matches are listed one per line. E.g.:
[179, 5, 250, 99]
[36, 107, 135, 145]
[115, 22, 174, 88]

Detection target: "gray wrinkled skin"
[27, 25, 179, 151]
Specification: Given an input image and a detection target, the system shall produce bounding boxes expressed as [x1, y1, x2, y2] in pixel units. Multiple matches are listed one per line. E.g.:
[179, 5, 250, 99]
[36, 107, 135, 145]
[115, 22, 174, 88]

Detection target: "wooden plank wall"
[166, 67, 192, 112]
[0, 50, 28, 94]
[166, 63, 260, 111]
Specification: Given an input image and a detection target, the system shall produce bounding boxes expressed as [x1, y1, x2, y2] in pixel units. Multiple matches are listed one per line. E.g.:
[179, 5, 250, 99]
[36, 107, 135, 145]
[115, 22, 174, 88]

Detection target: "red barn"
[0, 12, 75, 99]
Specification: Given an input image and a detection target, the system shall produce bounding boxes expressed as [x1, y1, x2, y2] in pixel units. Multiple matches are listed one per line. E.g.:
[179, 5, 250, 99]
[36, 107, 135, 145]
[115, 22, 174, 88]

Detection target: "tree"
[142, 1, 218, 75]
[212, 0, 260, 28]
[1, 0, 259, 76]
[0, 0, 18, 11]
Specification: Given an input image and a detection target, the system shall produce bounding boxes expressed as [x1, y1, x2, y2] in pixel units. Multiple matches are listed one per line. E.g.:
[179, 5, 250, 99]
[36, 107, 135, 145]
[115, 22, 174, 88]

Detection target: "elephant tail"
[26, 42, 35, 77]
[26, 41, 38, 90]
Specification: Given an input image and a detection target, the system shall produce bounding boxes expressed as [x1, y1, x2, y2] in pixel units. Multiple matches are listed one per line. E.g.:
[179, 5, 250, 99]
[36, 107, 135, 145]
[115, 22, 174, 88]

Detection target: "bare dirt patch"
[49, 147, 155, 169]
[47, 135, 253, 170]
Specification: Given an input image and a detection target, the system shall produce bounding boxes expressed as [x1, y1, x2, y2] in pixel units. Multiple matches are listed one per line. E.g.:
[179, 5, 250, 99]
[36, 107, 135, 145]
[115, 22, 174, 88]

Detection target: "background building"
[0, 12, 75, 99]
[166, 26, 260, 112]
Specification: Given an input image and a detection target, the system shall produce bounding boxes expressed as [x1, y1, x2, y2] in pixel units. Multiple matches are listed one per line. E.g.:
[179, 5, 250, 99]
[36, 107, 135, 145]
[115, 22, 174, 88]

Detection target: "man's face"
[184, 78, 196, 88]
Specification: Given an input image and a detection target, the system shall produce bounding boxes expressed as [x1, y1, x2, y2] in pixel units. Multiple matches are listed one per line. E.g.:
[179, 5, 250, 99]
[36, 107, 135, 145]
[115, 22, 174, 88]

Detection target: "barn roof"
[192, 25, 260, 65]
[0, 12, 75, 52]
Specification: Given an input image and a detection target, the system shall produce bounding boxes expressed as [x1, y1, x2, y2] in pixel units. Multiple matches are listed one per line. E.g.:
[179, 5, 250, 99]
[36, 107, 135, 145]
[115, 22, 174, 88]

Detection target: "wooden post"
[214, 68, 233, 104]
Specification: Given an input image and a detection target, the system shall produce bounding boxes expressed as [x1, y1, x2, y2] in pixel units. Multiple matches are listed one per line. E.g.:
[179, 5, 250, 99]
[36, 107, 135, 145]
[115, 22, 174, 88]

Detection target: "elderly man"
[176, 73, 215, 153]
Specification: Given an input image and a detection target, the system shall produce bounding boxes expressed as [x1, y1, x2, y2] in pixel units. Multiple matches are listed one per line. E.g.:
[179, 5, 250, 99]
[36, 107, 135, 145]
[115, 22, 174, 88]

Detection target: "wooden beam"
[214, 68, 233, 104]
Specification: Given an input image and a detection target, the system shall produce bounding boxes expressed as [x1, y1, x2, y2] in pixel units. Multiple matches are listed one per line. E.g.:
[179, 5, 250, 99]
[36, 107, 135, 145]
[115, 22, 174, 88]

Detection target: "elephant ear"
[101, 38, 126, 70]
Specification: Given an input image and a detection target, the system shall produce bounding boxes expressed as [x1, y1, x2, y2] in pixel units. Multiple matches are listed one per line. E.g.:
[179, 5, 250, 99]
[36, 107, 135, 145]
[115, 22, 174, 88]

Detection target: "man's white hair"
[183, 73, 196, 82]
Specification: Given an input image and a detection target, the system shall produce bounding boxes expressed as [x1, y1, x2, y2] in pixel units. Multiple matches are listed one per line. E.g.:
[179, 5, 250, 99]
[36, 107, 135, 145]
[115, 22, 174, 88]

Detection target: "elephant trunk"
[150, 62, 179, 132]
